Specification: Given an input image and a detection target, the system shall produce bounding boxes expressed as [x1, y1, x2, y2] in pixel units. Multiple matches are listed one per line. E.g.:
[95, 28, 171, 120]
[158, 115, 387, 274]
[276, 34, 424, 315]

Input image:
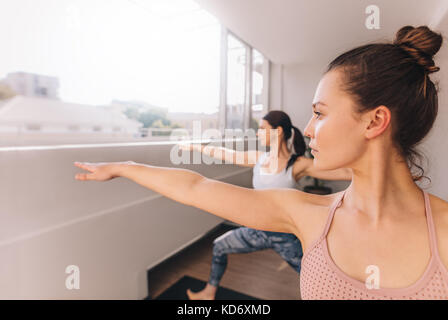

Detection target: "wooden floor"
[147, 223, 302, 300]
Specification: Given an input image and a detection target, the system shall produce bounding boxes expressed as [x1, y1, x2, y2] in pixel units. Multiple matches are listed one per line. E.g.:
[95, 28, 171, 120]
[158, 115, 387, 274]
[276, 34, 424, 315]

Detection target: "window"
[221, 30, 269, 133]
[250, 49, 266, 131]
[225, 34, 247, 130]
[0, 0, 269, 147]
[37, 87, 48, 97]
[68, 124, 80, 132]
[25, 124, 41, 131]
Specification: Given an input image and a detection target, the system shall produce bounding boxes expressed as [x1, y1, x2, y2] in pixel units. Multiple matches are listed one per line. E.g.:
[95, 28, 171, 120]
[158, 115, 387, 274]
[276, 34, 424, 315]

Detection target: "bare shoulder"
[292, 156, 312, 180]
[428, 193, 448, 225]
[287, 190, 344, 251]
[428, 193, 448, 268]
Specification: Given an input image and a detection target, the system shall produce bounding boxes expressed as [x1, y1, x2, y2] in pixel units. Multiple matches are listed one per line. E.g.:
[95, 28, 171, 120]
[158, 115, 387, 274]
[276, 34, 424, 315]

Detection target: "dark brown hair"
[262, 110, 306, 171]
[327, 25, 443, 182]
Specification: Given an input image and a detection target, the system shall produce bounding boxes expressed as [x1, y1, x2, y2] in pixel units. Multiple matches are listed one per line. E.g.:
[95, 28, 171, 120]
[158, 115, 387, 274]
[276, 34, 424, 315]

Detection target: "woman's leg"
[187, 227, 271, 300]
[264, 231, 303, 274]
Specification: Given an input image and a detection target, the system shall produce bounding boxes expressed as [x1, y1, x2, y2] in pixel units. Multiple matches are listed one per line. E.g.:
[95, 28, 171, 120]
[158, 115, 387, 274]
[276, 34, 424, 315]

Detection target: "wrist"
[112, 161, 136, 178]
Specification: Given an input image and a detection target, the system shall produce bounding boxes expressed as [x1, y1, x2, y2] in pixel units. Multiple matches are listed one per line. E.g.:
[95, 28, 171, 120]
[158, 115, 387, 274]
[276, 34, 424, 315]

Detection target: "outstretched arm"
[178, 143, 262, 168]
[73, 161, 312, 236]
[293, 157, 352, 181]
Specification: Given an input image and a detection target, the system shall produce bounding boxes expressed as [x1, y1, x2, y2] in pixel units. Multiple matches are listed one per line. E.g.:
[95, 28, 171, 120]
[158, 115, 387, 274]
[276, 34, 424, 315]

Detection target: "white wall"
[268, 63, 284, 110]
[424, 16, 448, 200]
[0, 143, 252, 299]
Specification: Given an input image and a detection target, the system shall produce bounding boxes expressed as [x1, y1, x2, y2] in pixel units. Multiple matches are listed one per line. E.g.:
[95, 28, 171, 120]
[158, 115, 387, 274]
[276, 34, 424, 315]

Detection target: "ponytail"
[262, 110, 307, 172]
[285, 125, 306, 171]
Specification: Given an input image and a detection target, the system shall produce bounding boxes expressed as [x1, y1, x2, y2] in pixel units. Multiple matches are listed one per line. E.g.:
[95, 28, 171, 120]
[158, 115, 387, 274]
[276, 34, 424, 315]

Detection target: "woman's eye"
[313, 111, 322, 118]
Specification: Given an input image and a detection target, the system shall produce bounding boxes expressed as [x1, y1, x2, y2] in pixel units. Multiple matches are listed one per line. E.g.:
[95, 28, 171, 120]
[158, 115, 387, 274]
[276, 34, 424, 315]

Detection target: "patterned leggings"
[208, 227, 303, 286]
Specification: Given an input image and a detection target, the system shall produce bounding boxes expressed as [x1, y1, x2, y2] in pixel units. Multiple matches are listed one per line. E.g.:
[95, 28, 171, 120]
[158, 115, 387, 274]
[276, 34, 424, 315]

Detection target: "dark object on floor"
[154, 275, 261, 300]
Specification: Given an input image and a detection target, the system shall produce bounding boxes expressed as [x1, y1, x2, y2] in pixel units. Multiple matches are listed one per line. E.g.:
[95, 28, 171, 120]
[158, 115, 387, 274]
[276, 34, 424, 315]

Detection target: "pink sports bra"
[300, 189, 448, 299]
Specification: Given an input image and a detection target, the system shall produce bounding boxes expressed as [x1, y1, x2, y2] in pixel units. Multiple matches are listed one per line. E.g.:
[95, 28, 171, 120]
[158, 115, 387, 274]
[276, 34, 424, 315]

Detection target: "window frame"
[219, 27, 270, 135]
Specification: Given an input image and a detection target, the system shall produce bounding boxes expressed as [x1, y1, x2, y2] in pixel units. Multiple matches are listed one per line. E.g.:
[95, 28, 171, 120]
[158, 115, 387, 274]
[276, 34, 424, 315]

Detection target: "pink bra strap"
[321, 189, 347, 238]
[423, 190, 440, 259]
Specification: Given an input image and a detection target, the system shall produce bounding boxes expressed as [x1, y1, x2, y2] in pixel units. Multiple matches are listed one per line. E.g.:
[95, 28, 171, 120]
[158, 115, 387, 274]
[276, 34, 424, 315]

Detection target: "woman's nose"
[303, 118, 314, 138]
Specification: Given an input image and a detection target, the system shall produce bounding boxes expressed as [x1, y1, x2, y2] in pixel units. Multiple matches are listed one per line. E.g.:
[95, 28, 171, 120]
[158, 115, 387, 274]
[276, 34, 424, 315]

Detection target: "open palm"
[74, 162, 120, 181]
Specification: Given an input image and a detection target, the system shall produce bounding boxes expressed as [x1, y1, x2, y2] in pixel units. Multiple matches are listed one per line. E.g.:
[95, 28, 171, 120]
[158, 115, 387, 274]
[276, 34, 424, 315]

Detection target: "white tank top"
[252, 152, 297, 190]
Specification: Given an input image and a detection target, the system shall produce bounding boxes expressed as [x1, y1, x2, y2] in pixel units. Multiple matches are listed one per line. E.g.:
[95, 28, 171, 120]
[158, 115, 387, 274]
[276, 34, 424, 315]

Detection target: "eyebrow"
[312, 101, 327, 108]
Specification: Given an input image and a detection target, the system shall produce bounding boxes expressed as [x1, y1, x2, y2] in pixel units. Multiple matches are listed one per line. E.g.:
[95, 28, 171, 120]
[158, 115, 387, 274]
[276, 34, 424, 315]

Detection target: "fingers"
[74, 161, 85, 168]
[74, 162, 95, 172]
[75, 173, 93, 181]
[74, 162, 96, 181]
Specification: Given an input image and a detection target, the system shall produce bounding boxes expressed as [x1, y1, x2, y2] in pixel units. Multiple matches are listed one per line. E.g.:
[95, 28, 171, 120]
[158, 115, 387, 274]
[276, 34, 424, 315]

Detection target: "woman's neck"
[268, 140, 292, 159]
[345, 144, 424, 226]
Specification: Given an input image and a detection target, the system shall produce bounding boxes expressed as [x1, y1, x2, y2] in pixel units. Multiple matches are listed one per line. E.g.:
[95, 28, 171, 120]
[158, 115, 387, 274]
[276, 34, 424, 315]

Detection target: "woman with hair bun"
[74, 25, 448, 299]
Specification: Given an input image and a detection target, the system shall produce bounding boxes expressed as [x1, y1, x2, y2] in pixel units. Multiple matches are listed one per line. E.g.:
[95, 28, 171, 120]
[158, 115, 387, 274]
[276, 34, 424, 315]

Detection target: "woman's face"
[303, 69, 368, 170]
[256, 120, 272, 147]
[256, 119, 283, 147]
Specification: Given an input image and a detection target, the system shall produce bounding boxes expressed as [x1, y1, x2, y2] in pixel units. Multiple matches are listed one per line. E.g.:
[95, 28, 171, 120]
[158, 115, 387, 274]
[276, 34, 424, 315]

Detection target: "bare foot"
[186, 285, 217, 300]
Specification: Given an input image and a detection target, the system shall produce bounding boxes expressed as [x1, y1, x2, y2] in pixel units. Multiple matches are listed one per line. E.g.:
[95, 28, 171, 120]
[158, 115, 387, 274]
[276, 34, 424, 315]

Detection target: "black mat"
[154, 275, 261, 300]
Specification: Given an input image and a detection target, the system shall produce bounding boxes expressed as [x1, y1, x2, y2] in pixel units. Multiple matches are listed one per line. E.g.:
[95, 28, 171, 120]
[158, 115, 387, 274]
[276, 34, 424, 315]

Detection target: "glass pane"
[226, 34, 246, 130]
[251, 49, 264, 131]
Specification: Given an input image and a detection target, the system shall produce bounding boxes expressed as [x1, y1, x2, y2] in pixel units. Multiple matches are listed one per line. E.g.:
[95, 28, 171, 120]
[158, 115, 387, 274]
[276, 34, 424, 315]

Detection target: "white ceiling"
[194, 0, 448, 66]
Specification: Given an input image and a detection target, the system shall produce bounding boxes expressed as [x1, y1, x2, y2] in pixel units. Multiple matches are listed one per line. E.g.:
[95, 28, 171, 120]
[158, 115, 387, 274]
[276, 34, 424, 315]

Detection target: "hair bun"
[394, 25, 443, 74]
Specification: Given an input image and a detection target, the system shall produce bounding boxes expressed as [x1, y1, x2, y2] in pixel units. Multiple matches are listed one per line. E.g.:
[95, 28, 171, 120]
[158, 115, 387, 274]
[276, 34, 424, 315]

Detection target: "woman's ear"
[277, 126, 284, 139]
[364, 105, 392, 139]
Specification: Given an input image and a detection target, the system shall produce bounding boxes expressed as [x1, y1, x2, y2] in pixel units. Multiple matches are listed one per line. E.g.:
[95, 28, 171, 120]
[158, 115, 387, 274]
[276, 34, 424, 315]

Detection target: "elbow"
[186, 175, 208, 207]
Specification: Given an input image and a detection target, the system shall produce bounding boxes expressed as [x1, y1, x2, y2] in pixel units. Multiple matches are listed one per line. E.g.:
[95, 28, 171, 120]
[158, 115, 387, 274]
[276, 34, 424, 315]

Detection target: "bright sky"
[0, 0, 221, 113]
